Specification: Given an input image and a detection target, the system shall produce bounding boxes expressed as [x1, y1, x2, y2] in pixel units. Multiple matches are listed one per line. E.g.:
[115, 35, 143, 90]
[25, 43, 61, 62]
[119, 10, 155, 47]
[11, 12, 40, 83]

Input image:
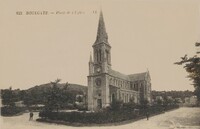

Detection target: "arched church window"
[106, 50, 109, 63]
[99, 49, 101, 62]
[95, 50, 98, 62]
[126, 94, 128, 103]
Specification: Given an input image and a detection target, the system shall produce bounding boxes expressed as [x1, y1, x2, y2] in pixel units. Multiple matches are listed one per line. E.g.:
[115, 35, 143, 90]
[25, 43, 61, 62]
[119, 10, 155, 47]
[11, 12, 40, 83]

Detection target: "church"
[87, 11, 151, 111]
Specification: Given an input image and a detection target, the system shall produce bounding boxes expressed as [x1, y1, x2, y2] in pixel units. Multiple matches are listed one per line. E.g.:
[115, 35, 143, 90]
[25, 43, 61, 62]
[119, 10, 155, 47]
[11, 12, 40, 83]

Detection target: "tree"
[1, 89, 15, 107]
[1, 87, 21, 107]
[175, 42, 200, 104]
[140, 99, 149, 110]
[44, 79, 69, 112]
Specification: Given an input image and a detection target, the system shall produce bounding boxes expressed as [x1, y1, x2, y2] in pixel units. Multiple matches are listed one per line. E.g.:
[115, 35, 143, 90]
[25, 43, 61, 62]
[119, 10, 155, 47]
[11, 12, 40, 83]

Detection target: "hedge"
[38, 104, 179, 124]
[1, 106, 27, 116]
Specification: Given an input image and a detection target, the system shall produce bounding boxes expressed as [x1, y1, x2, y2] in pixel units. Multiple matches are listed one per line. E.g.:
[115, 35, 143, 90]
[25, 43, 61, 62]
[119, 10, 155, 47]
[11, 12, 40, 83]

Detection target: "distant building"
[167, 96, 173, 100]
[174, 98, 183, 103]
[76, 94, 87, 104]
[184, 97, 190, 104]
[154, 96, 164, 105]
[87, 11, 152, 111]
[0, 98, 2, 107]
[189, 96, 197, 105]
[14, 101, 25, 107]
[156, 96, 163, 101]
[30, 104, 45, 108]
[184, 96, 197, 106]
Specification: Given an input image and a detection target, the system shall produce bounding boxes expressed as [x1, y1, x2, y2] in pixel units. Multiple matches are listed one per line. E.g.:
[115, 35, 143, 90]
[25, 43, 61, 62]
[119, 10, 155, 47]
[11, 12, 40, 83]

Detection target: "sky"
[0, 0, 200, 91]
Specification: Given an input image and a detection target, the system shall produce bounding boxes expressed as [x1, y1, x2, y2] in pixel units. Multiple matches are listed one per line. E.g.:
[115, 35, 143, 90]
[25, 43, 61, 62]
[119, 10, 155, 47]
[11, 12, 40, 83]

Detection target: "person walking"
[29, 112, 33, 121]
[146, 111, 149, 120]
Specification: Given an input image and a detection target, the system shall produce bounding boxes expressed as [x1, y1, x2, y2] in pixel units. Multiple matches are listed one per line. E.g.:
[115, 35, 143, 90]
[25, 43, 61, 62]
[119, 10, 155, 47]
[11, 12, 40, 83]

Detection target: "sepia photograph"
[0, 0, 200, 129]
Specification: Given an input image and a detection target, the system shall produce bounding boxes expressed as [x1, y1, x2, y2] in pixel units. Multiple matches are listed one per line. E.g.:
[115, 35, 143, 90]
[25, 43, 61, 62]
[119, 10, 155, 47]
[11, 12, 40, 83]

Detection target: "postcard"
[1, 0, 200, 129]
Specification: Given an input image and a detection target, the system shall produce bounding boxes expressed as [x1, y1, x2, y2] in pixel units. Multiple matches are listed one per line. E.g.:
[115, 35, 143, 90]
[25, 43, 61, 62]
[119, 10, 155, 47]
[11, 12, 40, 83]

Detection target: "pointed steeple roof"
[94, 10, 109, 45]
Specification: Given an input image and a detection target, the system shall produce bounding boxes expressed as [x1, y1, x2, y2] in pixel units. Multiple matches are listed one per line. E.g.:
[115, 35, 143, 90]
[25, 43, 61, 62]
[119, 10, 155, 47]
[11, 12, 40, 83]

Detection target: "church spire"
[94, 10, 109, 45]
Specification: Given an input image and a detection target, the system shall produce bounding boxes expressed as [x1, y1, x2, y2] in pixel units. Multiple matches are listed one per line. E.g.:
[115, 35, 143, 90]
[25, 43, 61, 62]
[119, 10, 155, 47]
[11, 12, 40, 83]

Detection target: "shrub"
[1, 106, 27, 116]
[110, 100, 123, 111]
[122, 102, 137, 111]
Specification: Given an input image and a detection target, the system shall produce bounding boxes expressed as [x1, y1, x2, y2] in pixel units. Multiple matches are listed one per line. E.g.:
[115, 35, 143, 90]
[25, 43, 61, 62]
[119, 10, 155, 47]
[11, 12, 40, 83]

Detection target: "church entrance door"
[97, 99, 102, 109]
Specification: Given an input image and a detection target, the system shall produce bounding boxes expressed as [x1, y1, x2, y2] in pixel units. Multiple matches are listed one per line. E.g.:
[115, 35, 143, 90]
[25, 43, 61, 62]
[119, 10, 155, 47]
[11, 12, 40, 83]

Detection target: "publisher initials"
[16, 11, 23, 15]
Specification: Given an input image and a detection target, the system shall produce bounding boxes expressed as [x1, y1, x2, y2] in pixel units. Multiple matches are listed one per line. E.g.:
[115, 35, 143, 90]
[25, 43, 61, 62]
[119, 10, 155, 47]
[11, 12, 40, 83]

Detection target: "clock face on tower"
[96, 66, 101, 73]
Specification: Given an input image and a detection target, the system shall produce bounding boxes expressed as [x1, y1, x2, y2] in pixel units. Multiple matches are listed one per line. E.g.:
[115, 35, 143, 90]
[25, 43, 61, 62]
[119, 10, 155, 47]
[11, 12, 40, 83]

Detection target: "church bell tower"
[92, 10, 111, 74]
[88, 10, 111, 111]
